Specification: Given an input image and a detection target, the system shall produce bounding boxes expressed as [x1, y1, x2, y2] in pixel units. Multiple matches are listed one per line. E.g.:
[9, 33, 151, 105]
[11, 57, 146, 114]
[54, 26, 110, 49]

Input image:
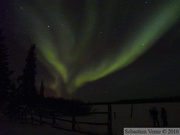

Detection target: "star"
[20, 6, 23, 10]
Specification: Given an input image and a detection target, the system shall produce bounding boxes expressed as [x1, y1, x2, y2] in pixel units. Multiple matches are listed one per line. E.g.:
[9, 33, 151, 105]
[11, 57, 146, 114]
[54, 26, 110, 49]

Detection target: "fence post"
[72, 115, 76, 131]
[20, 111, 23, 123]
[39, 111, 43, 125]
[108, 104, 112, 135]
[25, 114, 27, 123]
[31, 112, 34, 125]
[130, 104, 133, 118]
[72, 104, 76, 131]
[53, 111, 56, 125]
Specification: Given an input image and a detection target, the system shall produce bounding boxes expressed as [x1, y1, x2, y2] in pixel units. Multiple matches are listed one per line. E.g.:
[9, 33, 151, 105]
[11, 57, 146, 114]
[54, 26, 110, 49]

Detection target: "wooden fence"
[16, 104, 112, 135]
[14, 97, 180, 135]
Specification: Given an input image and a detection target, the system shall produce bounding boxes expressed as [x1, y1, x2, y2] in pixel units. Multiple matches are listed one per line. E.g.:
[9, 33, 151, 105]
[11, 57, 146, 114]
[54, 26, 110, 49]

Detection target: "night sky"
[0, 0, 180, 102]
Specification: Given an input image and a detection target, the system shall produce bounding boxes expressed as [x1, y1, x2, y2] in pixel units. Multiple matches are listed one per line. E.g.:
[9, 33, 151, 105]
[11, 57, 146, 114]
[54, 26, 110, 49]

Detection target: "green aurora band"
[19, 1, 180, 96]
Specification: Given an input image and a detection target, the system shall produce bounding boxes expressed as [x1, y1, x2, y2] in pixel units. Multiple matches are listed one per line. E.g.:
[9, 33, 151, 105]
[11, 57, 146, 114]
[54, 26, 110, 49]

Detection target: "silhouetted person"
[161, 107, 168, 127]
[149, 107, 160, 127]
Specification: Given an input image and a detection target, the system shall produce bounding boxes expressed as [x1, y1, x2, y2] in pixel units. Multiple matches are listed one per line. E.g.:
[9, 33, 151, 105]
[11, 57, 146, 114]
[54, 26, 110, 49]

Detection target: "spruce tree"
[19, 44, 37, 106]
[0, 30, 12, 104]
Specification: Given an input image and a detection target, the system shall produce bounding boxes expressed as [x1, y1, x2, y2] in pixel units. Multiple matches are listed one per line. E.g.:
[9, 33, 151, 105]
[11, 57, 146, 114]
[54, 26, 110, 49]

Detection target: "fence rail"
[16, 105, 112, 135]
[11, 97, 180, 135]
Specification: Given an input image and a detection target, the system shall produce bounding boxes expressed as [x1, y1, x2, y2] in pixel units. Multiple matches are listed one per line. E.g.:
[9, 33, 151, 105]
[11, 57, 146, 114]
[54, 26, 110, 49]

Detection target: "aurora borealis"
[1, 0, 180, 101]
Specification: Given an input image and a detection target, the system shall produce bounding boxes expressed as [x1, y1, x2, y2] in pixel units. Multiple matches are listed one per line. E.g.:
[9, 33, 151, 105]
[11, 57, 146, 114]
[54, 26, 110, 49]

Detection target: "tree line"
[0, 30, 40, 107]
[0, 30, 91, 116]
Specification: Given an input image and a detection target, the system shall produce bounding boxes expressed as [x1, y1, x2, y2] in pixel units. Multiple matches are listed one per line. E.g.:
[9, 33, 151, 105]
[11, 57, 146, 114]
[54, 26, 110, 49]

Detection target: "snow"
[0, 102, 180, 135]
[0, 115, 86, 135]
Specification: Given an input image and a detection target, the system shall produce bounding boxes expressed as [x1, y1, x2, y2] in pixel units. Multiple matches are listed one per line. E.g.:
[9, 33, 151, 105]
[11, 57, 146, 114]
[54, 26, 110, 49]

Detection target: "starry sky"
[0, 0, 180, 102]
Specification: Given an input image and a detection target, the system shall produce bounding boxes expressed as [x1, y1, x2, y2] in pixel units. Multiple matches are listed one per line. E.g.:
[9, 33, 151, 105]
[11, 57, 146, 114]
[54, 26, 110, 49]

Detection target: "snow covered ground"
[0, 102, 179, 135]
[0, 116, 86, 135]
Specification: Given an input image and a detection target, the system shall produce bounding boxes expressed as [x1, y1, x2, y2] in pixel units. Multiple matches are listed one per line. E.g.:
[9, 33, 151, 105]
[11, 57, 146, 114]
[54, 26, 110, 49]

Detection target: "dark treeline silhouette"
[0, 30, 13, 106]
[0, 32, 91, 119]
[38, 97, 92, 116]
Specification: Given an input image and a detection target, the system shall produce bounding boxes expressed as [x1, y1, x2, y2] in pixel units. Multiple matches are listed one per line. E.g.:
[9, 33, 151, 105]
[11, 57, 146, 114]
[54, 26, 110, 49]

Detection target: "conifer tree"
[0, 30, 12, 104]
[19, 44, 37, 106]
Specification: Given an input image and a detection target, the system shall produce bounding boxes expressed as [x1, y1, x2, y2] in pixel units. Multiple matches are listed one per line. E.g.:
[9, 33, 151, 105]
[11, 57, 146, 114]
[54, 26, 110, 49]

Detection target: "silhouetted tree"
[40, 79, 45, 98]
[18, 44, 37, 106]
[0, 30, 12, 105]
